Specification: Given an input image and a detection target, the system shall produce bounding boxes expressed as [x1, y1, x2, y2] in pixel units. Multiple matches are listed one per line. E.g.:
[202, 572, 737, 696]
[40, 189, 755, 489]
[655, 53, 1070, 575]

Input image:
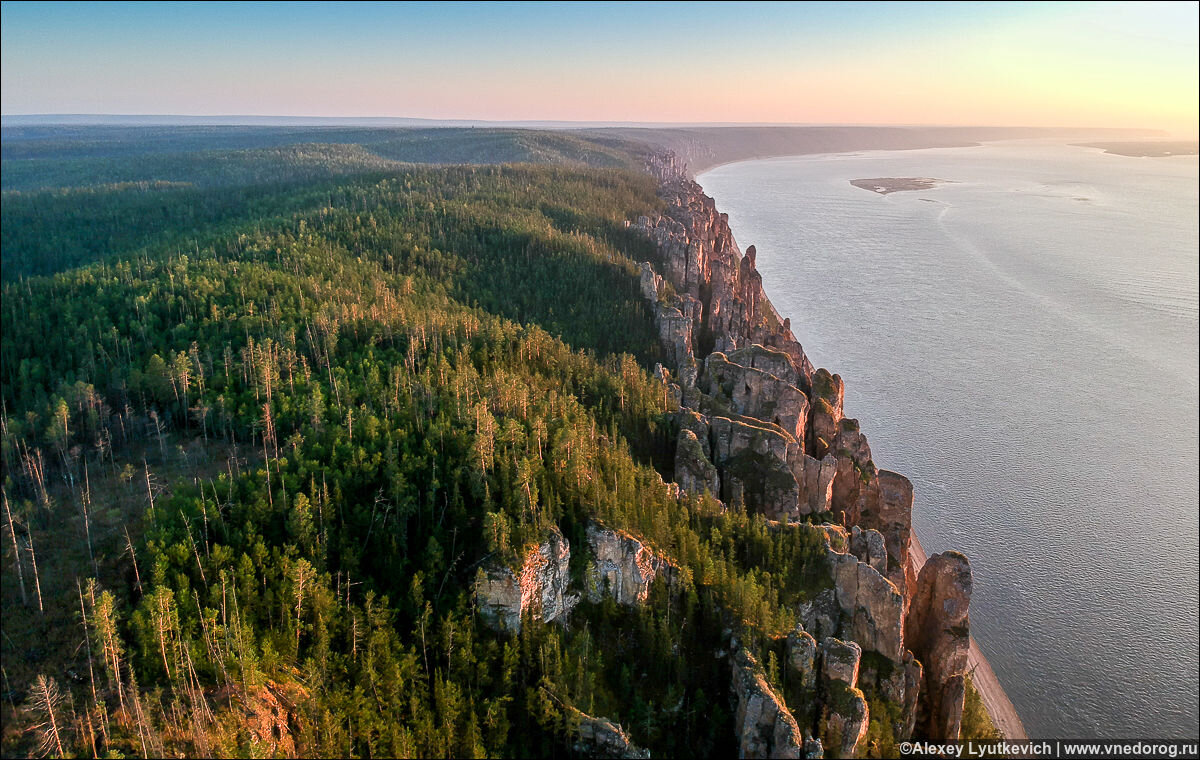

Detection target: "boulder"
[820, 637, 862, 688]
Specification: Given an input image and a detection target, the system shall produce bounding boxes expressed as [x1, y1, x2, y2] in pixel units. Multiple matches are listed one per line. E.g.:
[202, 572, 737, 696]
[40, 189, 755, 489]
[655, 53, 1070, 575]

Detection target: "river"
[698, 141, 1199, 740]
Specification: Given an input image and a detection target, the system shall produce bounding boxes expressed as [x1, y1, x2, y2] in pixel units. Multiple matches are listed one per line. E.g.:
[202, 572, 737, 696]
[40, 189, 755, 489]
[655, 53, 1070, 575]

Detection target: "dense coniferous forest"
[0, 127, 872, 758]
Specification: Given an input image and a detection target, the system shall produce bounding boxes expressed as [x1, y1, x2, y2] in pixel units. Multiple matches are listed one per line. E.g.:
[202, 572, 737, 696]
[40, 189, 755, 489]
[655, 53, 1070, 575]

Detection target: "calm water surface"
[699, 142, 1199, 739]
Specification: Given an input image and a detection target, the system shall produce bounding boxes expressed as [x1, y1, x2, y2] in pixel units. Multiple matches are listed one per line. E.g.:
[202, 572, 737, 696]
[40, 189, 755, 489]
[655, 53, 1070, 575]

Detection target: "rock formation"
[787, 627, 819, 691]
[701, 351, 809, 443]
[570, 707, 652, 759]
[826, 537, 905, 662]
[675, 427, 720, 497]
[708, 415, 801, 519]
[476, 527, 576, 633]
[585, 523, 676, 605]
[820, 637, 862, 687]
[848, 526, 888, 576]
[905, 551, 973, 741]
[629, 150, 984, 751]
[807, 369, 844, 460]
[732, 649, 805, 760]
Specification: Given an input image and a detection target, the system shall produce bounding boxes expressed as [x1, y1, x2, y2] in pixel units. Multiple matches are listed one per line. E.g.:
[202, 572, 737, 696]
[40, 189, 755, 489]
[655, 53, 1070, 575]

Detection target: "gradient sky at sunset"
[2, 1, 1197, 136]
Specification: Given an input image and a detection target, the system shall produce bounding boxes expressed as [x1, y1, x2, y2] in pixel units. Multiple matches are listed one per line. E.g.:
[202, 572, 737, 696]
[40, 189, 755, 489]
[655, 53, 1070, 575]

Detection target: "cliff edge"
[632, 150, 1015, 748]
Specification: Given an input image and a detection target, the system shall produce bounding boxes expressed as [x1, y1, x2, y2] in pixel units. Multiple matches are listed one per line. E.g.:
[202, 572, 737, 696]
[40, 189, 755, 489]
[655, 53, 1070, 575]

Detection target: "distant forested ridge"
[0, 126, 1004, 757]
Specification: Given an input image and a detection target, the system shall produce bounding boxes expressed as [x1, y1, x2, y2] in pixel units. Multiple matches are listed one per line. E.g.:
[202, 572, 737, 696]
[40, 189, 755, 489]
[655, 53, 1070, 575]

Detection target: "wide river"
[698, 141, 1199, 740]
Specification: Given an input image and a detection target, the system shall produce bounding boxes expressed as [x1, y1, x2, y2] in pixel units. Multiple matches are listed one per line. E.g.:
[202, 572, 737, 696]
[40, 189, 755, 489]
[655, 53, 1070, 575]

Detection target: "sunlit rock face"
[570, 707, 651, 760]
[732, 649, 805, 760]
[476, 526, 575, 633]
[585, 523, 675, 606]
[905, 551, 973, 741]
[636, 151, 976, 752]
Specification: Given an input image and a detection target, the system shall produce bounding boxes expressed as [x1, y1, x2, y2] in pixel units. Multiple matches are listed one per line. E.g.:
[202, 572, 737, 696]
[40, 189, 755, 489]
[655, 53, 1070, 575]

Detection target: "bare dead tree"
[81, 463, 98, 578]
[3, 488, 27, 606]
[27, 528, 44, 614]
[124, 526, 143, 596]
[30, 674, 68, 757]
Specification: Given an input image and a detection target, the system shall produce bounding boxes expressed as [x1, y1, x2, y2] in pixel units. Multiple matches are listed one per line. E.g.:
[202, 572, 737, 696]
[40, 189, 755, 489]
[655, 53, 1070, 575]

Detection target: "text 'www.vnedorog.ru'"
[899, 740, 1200, 758]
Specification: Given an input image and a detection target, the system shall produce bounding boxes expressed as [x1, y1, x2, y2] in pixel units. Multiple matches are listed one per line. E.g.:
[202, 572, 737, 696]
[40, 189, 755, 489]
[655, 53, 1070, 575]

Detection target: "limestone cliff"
[634, 150, 983, 750]
[476, 526, 576, 633]
[732, 649, 808, 760]
[567, 705, 652, 759]
[585, 522, 677, 606]
[905, 552, 974, 742]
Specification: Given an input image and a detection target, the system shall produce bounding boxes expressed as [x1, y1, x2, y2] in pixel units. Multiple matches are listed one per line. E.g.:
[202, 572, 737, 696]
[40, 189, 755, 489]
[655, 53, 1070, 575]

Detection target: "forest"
[0, 127, 886, 758]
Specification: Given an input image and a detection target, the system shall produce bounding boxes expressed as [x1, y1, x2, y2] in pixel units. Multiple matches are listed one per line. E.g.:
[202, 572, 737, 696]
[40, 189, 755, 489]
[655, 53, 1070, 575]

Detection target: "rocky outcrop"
[727, 344, 803, 389]
[871, 471, 915, 593]
[732, 649, 805, 760]
[814, 638, 869, 758]
[657, 303, 696, 372]
[799, 589, 841, 643]
[821, 681, 869, 760]
[635, 151, 982, 750]
[828, 543, 905, 662]
[905, 551, 973, 741]
[702, 351, 810, 443]
[633, 171, 814, 389]
[797, 453, 837, 516]
[640, 261, 663, 302]
[865, 651, 924, 743]
[820, 637, 862, 687]
[586, 523, 675, 605]
[678, 408, 713, 456]
[709, 415, 800, 519]
[807, 369, 844, 459]
[831, 420, 876, 522]
[848, 526, 887, 576]
[571, 708, 652, 759]
[676, 427, 720, 497]
[787, 627, 819, 691]
[476, 527, 576, 633]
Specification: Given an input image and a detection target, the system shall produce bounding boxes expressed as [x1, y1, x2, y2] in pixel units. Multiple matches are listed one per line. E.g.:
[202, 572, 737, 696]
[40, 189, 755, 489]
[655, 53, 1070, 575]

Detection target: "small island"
[850, 176, 950, 194]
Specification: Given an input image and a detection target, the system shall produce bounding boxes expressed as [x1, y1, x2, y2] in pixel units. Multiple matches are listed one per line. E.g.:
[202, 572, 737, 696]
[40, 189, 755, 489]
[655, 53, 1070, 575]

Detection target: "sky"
[2, 1, 1197, 136]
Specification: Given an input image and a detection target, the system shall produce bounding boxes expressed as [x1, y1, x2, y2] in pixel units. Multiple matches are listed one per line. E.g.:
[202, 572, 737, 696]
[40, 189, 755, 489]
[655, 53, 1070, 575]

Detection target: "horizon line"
[0, 114, 1173, 135]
